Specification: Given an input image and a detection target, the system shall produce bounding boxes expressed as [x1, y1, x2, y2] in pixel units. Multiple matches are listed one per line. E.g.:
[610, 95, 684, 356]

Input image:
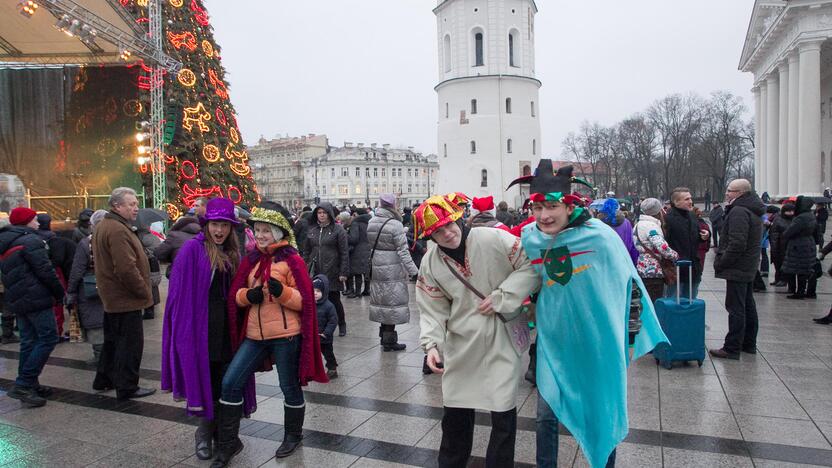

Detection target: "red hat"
[9, 207, 37, 226]
[471, 196, 495, 213]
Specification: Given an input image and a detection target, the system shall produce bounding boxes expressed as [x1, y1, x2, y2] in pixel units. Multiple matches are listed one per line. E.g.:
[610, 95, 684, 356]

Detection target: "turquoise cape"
[522, 218, 668, 468]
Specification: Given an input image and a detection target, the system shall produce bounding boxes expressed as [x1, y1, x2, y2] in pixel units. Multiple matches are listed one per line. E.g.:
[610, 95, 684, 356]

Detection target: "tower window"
[532, 139, 536, 155]
[481, 169, 488, 187]
[508, 34, 515, 67]
[444, 143, 448, 157]
[471, 99, 478, 114]
[507, 138, 513, 153]
[506, 97, 512, 114]
[531, 101, 536, 117]
[470, 140, 477, 154]
[474, 32, 484, 66]
[445, 102, 449, 118]
[443, 35, 452, 72]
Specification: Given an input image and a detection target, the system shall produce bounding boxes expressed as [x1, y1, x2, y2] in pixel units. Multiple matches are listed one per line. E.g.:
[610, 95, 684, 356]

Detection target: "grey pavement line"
[2, 351, 832, 465]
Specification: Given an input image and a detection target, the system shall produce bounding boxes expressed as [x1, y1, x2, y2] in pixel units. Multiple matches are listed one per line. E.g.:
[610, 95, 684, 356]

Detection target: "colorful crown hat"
[248, 206, 297, 248]
[413, 195, 465, 239]
[445, 192, 470, 206]
[506, 159, 593, 206]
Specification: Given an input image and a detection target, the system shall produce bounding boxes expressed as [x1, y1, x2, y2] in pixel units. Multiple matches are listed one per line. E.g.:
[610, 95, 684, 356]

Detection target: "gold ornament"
[123, 99, 142, 117]
[229, 127, 240, 144]
[202, 40, 214, 57]
[169, 0, 183, 7]
[182, 103, 212, 132]
[165, 203, 181, 221]
[203, 144, 221, 162]
[177, 68, 196, 87]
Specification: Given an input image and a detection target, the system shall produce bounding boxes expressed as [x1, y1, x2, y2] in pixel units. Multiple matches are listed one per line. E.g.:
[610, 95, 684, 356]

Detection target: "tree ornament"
[202, 144, 220, 162]
[180, 160, 197, 179]
[123, 99, 142, 117]
[207, 69, 228, 99]
[165, 203, 181, 221]
[169, 0, 184, 7]
[167, 31, 197, 51]
[177, 68, 197, 87]
[182, 103, 212, 132]
[215, 107, 227, 126]
[229, 127, 239, 144]
[190, 0, 210, 26]
[201, 40, 214, 57]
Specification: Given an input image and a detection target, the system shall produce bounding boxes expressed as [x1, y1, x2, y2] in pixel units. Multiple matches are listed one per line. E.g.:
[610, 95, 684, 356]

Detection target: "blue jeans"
[536, 396, 616, 467]
[220, 336, 304, 407]
[15, 309, 58, 389]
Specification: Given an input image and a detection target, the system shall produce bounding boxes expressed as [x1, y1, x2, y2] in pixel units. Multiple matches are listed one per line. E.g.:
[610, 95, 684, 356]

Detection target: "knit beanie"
[9, 207, 37, 226]
[640, 198, 662, 216]
[380, 193, 397, 209]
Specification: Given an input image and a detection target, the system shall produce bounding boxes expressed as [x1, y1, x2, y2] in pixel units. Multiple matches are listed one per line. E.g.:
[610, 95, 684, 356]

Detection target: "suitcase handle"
[675, 260, 694, 304]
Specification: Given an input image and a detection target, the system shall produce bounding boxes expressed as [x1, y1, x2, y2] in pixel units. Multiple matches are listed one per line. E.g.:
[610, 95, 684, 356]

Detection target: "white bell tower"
[434, 0, 542, 207]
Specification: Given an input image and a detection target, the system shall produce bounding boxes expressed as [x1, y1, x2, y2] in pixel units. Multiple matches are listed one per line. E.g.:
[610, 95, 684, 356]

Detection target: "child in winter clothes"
[313, 274, 339, 378]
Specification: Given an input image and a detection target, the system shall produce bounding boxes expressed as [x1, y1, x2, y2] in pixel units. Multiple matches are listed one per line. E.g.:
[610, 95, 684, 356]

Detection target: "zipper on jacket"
[317, 226, 323, 271]
[257, 303, 265, 340]
[279, 302, 288, 329]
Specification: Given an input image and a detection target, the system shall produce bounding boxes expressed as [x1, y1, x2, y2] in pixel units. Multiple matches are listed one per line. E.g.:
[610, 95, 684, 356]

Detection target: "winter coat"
[155, 217, 201, 265]
[633, 214, 679, 279]
[696, 218, 711, 271]
[367, 207, 419, 325]
[303, 203, 349, 286]
[714, 192, 766, 282]
[313, 274, 337, 344]
[139, 229, 162, 305]
[782, 197, 818, 275]
[599, 212, 639, 266]
[495, 208, 513, 227]
[769, 214, 792, 266]
[347, 213, 371, 275]
[406, 228, 427, 269]
[293, 212, 312, 256]
[44, 234, 76, 280]
[708, 206, 725, 231]
[467, 211, 509, 231]
[665, 207, 706, 283]
[92, 212, 153, 313]
[236, 240, 304, 340]
[0, 226, 64, 315]
[65, 237, 105, 330]
[71, 225, 92, 244]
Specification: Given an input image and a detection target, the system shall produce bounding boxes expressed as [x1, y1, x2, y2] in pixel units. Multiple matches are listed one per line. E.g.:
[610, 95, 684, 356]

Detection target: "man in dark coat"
[71, 208, 94, 244]
[708, 203, 725, 248]
[664, 187, 709, 298]
[346, 208, 371, 298]
[303, 202, 349, 335]
[769, 203, 795, 287]
[293, 207, 312, 256]
[0, 207, 65, 407]
[154, 216, 201, 277]
[782, 196, 818, 299]
[710, 179, 765, 360]
[495, 201, 513, 227]
[35, 213, 76, 339]
[815, 204, 828, 246]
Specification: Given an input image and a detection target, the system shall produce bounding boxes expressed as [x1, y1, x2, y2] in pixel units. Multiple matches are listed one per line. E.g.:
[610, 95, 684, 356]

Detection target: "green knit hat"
[248, 207, 297, 248]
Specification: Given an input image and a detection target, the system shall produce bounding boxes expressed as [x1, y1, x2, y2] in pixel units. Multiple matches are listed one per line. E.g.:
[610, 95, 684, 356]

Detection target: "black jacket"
[303, 202, 349, 285]
[65, 237, 105, 329]
[155, 217, 201, 277]
[313, 274, 338, 344]
[293, 212, 312, 256]
[782, 197, 817, 275]
[348, 213, 371, 275]
[714, 192, 766, 282]
[0, 226, 64, 314]
[665, 207, 706, 283]
[769, 212, 793, 266]
[708, 206, 725, 229]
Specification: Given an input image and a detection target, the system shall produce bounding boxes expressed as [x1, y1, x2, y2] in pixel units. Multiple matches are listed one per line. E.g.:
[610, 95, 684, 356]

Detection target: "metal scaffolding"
[148, 0, 165, 208]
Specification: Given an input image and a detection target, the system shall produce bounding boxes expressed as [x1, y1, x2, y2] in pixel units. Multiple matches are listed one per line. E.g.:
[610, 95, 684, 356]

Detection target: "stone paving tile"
[735, 414, 832, 449]
[726, 393, 810, 419]
[351, 412, 438, 446]
[660, 407, 742, 440]
[348, 457, 420, 467]
[663, 447, 754, 467]
[272, 445, 359, 467]
[87, 450, 177, 468]
[1, 437, 115, 468]
[573, 441, 662, 467]
[302, 405, 377, 435]
[342, 376, 417, 401]
[124, 423, 200, 463]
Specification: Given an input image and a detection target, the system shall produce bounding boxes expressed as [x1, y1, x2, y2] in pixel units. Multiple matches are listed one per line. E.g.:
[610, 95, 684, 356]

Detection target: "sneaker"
[326, 369, 338, 379]
[6, 386, 47, 408]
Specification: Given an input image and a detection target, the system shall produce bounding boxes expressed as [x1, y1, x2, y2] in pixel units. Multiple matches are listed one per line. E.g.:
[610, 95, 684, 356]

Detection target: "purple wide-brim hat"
[201, 198, 240, 225]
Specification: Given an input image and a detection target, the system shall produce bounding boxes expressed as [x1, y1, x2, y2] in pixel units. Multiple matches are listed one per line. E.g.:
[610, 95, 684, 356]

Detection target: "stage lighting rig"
[54, 14, 71, 31]
[18, 0, 39, 18]
[119, 47, 133, 61]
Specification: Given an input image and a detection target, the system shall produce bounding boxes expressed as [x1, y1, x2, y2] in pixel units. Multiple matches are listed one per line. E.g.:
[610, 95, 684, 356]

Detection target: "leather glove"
[246, 287, 264, 305]
[268, 278, 283, 297]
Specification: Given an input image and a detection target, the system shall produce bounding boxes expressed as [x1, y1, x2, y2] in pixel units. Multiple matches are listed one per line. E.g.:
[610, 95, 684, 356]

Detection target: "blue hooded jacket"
[313, 274, 338, 344]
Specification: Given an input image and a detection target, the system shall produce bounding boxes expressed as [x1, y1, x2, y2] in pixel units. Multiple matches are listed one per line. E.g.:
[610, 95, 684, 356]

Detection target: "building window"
[380, 167, 385, 177]
[407, 168, 412, 177]
[443, 35, 452, 72]
[481, 169, 488, 187]
[408, 184, 413, 193]
[474, 32, 484, 66]
[471, 99, 478, 114]
[339, 185, 349, 196]
[355, 185, 362, 194]
[531, 101, 536, 117]
[445, 102, 449, 118]
[443, 143, 448, 158]
[330, 186, 336, 195]
[330, 168, 335, 178]
[506, 97, 512, 114]
[322, 185, 326, 195]
[532, 139, 536, 155]
[507, 138, 513, 153]
[355, 167, 360, 177]
[366, 167, 370, 177]
[508, 33, 516, 67]
[470, 140, 477, 154]
[341, 167, 348, 177]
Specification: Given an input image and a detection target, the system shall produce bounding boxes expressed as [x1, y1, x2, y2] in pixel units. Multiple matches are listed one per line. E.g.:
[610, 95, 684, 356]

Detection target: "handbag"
[441, 257, 531, 356]
[368, 218, 393, 280]
[81, 273, 99, 300]
[814, 258, 823, 280]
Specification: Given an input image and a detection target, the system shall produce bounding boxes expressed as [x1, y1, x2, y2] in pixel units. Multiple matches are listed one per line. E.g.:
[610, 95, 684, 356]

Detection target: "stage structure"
[1, 0, 258, 216]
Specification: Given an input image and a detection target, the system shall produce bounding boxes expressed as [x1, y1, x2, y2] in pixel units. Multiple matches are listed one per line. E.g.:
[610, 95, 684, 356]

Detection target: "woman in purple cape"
[160, 198, 255, 461]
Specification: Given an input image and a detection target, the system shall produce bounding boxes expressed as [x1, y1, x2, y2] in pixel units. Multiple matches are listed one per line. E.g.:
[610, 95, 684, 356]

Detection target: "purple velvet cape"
[611, 218, 640, 266]
[160, 233, 256, 420]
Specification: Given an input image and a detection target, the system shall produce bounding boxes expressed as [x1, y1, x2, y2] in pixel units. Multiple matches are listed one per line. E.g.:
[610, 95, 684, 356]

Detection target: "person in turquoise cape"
[507, 159, 669, 468]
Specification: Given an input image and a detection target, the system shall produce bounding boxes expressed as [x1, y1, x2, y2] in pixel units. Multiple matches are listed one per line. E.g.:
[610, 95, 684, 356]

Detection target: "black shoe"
[6, 386, 46, 408]
[786, 294, 805, 300]
[275, 405, 305, 458]
[142, 310, 155, 320]
[118, 387, 156, 400]
[326, 369, 338, 379]
[709, 348, 740, 360]
[381, 331, 406, 352]
[195, 419, 214, 460]
[0, 334, 20, 344]
[361, 290, 370, 296]
[34, 385, 53, 398]
[741, 347, 757, 355]
[753, 287, 766, 293]
[813, 313, 832, 324]
[805, 293, 817, 299]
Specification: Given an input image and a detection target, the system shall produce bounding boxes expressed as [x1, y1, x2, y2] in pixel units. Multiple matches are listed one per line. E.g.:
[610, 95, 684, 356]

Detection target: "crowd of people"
[0, 168, 829, 467]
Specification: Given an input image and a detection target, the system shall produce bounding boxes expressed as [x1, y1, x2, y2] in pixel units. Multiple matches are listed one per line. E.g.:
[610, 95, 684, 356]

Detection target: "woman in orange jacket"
[212, 202, 327, 468]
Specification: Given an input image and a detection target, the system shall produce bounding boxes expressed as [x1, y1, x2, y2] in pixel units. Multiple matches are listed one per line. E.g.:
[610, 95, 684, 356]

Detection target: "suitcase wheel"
[697, 360, 703, 367]
[661, 360, 672, 370]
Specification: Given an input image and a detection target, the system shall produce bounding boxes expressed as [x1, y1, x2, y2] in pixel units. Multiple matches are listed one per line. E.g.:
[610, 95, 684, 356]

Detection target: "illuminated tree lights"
[181, 103, 211, 132]
[201, 39, 213, 57]
[177, 68, 196, 87]
[202, 144, 220, 163]
[167, 31, 196, 51]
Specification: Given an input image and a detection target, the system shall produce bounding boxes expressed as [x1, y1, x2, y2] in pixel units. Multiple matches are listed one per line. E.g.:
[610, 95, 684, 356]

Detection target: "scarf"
[437, 221, 470, 265]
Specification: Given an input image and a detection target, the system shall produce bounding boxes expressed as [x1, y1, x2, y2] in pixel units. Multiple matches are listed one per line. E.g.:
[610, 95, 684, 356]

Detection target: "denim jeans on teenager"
[220, 335, 303, 406]
[15, 309, 58, 389]
[536, 396, 616, 468]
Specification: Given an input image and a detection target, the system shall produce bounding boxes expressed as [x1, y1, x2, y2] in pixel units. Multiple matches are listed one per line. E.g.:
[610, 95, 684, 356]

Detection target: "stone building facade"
[248, 134, 329, 209]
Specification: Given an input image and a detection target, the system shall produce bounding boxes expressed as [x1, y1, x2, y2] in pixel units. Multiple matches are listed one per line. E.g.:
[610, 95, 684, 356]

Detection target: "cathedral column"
[787, 52, 800, 195]
[760, 82, 768, 193]
[778, 62, 789, 196]
[798, 40, 823, 195]
[765, 74, 779, 196]
[753, 86, 762, 193]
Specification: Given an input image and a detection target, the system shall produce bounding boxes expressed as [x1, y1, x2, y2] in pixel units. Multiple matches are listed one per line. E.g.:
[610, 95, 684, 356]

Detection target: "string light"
[177, 68, 196, 87]
[190, 0, 210, 26]
[119, 47, 133, 61]
[202, 144, 220, 162]
[169, 0, 184, 7]
[227, 185, 242, 203]
[215, 108, 227, 126]
[202, 40, 214, 57]
[165, 203, 182, 221]
[182, 103, 212, 132]
[180, 160, 197, 179]
[208, 69, 228, 99]
[229, 127, 239, 144]
[167, 31, 197, 51]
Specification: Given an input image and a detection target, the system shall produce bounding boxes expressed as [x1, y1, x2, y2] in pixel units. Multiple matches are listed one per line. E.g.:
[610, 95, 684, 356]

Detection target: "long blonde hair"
[204, 224, 240, 274]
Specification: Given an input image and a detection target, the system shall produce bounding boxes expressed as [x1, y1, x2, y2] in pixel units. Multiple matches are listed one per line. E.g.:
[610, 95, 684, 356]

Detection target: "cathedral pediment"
[740, 0, 787, 69]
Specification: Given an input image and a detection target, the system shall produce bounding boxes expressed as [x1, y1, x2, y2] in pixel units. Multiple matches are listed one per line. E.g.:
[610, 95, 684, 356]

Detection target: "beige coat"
[416, 227, 539, 412]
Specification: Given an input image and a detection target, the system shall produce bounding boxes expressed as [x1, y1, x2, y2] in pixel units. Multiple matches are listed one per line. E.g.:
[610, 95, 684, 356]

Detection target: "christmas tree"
[124, 0, 258, 217]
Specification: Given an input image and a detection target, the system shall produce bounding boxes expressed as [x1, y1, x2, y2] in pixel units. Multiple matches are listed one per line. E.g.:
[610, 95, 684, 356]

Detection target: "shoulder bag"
[441, 257, 531, 356]
[368, 218, 393, 280]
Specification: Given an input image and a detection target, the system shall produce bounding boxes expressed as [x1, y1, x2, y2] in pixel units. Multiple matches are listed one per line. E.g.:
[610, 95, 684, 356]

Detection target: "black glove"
[246, 287, 264, 305]
[268, 278, 283, 297]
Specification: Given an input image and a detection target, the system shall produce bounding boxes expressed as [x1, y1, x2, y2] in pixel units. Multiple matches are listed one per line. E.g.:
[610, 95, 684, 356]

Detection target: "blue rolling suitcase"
[653, 260, 706, 369]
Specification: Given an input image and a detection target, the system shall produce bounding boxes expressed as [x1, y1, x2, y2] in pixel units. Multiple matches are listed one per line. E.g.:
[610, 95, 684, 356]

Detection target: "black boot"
[275, 405, 305, 458]
[382, 330, 406, 352]
[525, 342, 536, 386]
[211, 402, 244, 468]
[361, 276, 370, 296]
[813, 310, 832, 324]
[195, 417, 214, 460]
[1, 315, 19, 344]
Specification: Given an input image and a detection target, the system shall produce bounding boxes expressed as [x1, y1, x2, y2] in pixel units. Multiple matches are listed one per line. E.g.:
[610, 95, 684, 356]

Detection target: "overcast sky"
[206, 0, 755, 157]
